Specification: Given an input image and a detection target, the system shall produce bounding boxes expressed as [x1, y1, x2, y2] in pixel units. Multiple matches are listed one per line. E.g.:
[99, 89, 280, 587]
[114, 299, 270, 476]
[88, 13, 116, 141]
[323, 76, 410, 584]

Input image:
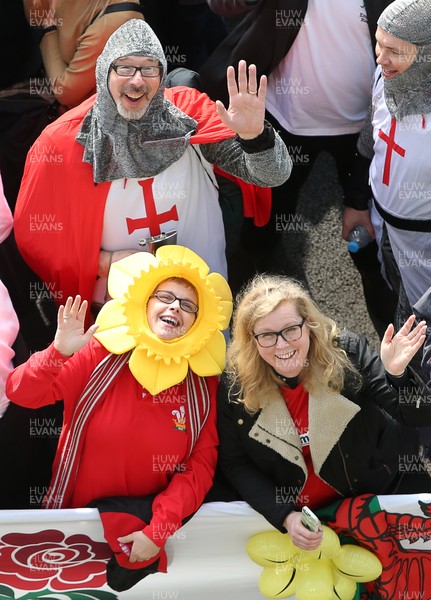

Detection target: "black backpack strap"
[89, 3, 145, 26]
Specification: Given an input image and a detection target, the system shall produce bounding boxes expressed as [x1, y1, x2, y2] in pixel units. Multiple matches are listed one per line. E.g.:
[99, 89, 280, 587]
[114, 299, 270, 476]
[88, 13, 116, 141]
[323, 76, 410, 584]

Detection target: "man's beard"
[116, 87, 150, 120]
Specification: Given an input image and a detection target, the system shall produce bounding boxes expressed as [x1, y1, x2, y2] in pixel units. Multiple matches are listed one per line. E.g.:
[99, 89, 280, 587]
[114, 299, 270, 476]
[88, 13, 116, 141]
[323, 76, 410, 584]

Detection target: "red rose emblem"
[0, 529, 111, 591]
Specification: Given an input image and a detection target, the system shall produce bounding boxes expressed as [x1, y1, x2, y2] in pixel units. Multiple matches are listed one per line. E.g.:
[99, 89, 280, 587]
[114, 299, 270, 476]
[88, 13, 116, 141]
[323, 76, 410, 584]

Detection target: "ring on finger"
[249, 89, 258, 95]
[63, 315, 72, 319]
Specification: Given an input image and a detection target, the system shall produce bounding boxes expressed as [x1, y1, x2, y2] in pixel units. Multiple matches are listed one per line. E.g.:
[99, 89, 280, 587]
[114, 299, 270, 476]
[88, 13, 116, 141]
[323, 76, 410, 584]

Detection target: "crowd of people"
[1, 0, 431, 592]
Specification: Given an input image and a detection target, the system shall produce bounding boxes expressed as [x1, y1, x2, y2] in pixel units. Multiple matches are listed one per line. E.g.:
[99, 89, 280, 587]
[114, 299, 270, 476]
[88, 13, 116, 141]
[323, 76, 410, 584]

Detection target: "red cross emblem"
[378, 118, 406, 186]
[126, 178, 179, 235]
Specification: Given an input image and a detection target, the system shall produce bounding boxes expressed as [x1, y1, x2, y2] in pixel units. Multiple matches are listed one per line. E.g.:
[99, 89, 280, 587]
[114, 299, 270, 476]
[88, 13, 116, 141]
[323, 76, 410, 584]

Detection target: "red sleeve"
[6, 340, 109, 414]
[142, 376, 219, 546]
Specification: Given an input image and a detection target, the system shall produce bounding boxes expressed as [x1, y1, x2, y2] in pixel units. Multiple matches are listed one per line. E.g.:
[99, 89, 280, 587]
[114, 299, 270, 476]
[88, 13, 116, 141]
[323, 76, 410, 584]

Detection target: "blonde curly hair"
[226, 274, 359, 413]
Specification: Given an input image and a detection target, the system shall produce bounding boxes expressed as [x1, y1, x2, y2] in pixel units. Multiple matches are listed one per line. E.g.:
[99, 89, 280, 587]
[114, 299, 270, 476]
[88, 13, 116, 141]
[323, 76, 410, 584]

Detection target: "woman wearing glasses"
[6, 247, 232, 590]
[217, 274, 431, 552]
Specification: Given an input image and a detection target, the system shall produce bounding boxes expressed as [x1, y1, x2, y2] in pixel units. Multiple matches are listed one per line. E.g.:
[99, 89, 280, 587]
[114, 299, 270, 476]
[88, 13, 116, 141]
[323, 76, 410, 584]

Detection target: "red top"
[7, 340, 218, 545]
[281, 384, 340, 510]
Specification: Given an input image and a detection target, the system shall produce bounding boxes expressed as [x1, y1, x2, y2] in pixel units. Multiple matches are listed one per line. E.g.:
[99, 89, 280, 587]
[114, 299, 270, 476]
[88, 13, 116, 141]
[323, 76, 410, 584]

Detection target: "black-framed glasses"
[150, 290, 199, 314]
[253, 318, 306, 348]
[111, 64, 162, 78]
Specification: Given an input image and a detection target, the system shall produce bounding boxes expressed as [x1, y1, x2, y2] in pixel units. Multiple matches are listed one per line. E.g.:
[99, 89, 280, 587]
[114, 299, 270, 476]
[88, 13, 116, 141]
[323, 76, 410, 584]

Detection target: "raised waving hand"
[380, 315, 427, 376]
[54, 295, 99, 357]
[216, 60, 267, 140]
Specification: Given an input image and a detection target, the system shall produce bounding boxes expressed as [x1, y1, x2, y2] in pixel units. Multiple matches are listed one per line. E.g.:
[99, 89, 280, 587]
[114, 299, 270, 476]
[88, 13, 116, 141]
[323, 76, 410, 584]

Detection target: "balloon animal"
[246, 527, 382, 600]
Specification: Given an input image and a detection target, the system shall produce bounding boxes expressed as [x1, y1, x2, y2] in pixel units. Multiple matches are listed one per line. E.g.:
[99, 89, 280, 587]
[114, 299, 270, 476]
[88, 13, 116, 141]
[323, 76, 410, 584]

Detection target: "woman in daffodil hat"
[7, 246, 232, 590]
[94, 244, 232, 395]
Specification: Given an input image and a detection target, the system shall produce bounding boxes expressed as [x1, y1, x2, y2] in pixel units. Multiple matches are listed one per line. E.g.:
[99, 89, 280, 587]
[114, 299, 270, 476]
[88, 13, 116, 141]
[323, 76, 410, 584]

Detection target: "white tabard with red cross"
[369, 68, 431, 307]
[93, 146, 227, 303]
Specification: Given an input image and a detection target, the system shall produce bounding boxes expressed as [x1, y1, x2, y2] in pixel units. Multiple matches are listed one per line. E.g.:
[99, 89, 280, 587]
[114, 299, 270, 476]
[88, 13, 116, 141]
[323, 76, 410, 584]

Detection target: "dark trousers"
[240, 113, 397, 338]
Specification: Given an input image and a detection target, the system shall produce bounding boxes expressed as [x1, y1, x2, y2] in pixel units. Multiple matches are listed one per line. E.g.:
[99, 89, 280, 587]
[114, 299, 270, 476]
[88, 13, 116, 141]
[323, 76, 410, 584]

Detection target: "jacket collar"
[249, 387, 360, 476]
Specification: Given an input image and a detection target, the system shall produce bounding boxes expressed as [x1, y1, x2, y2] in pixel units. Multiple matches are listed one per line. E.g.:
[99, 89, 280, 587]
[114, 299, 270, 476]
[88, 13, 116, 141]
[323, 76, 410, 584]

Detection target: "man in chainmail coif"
[14, 19, 291, 316]
[344, 0, 431, 347]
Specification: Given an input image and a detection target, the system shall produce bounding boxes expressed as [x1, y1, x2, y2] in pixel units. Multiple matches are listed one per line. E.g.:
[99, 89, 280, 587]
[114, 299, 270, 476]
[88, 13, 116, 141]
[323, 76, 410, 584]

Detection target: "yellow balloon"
[331, 568, 358, 600]
[294, 547, 320, 562]
[319, 525, 341, 560]
[332, 545, 382, 583]
[259, 564, 296, 598]
[247, 531, 297, 567]
[295, 558, 333, 600]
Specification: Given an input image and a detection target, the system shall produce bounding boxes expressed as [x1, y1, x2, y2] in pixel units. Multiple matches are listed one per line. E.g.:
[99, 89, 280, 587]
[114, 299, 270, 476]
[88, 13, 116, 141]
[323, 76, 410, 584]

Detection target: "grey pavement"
[285, 151, 380, 349]
[224, 150, 381, 349]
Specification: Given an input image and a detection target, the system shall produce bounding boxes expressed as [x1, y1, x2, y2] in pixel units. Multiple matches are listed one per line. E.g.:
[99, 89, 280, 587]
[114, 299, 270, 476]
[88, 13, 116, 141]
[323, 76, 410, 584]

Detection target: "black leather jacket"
[217, 331, 431, 531]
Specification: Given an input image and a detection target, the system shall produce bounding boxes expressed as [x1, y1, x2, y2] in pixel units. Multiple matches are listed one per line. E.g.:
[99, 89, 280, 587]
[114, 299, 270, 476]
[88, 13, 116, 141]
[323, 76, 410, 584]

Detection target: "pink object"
[0, 175, 19, 417]
[0, 176, 12, 243]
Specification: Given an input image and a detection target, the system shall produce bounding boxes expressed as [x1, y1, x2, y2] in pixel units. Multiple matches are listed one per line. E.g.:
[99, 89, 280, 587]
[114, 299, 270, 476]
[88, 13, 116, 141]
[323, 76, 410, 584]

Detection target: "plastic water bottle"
[347, 224, 373, 253]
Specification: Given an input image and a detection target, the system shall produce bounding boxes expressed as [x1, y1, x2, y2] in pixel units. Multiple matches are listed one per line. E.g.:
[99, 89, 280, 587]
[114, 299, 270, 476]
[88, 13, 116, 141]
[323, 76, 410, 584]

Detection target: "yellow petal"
[295, 547, 321, 562]
[94, 325, 137, 354]
[126, 276, 151, 305]
[319, 525, 341, 560]
[207, 273, 233, 327]
[246, 531, 297, 567]
[95, 299, 127, 330]
[295, 558, 333, 600]
[259, 564, 296, 598]
[218, 300, 233, 330]
[122, 298, 145, 333]
[129, 347, 189, 395]
[108, 252, 158, 298]
[332, 545, 382, 583]
[137, 325, 205, 359]
[207, 272, 233, 302]
[331, 568, 357, 600]
[188, 330, 226, 375]
[95, 299, 137, 353]
[156, 245, 210, 277]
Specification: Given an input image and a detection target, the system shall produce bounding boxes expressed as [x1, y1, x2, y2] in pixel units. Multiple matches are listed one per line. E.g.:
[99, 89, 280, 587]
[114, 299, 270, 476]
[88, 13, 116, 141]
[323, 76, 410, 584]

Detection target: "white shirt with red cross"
[93, 145, 227, 304]
[369, 67, 431, 308]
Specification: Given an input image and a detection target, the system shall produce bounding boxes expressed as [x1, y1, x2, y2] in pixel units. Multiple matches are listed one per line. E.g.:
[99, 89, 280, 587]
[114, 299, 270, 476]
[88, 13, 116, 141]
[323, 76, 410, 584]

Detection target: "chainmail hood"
[76, 19, 198, 183]
[378, 0, 431, 119]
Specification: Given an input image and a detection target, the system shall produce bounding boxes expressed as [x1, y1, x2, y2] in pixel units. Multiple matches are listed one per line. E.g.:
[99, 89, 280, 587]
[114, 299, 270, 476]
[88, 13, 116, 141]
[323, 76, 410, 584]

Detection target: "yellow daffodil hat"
[94, 246, 233, 395]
